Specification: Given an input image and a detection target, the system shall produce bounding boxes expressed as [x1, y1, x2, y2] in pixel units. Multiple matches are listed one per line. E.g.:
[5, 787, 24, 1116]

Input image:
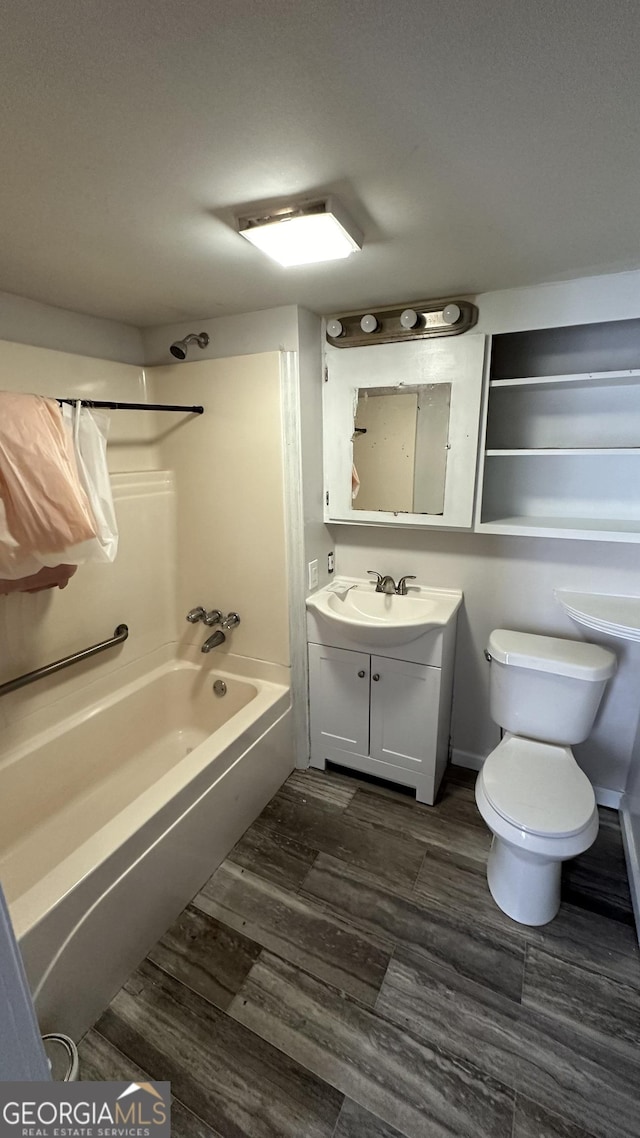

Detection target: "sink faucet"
[367, 571, 417, 596]
[367, 571, 396, 594]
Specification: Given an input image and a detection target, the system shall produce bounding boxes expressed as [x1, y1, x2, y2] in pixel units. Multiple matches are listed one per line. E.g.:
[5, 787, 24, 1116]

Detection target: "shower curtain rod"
[56, 399, 204, 413]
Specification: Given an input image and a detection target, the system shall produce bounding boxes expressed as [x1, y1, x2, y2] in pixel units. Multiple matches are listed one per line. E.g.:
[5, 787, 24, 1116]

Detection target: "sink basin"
[306, 580, 462, 647]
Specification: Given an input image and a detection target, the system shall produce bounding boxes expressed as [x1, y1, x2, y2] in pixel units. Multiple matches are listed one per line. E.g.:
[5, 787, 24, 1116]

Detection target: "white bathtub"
[0, 645, 293, 1040]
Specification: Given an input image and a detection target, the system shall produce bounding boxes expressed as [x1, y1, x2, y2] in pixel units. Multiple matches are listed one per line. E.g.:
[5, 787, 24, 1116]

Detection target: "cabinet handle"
[372, 673, 380, 682]
[358, 669, 366, 678]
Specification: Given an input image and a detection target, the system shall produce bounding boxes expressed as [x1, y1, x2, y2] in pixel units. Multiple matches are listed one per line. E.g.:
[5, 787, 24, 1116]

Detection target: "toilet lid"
[481, 735, 596, 837]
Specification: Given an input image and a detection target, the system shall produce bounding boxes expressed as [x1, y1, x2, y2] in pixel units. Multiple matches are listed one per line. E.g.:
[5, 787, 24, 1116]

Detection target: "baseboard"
[451, 748, 622, 809]
[593, 785, 623, 809]
[451, 748, 483, 772]
[620, 800, 640, 947]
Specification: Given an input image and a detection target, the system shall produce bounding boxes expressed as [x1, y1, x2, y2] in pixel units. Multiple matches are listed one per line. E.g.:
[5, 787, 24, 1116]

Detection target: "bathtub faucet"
[201, 629, 226, 653]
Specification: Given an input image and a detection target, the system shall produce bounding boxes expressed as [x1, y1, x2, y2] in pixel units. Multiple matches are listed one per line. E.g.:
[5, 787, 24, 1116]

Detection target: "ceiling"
[1, 1, 639, 327]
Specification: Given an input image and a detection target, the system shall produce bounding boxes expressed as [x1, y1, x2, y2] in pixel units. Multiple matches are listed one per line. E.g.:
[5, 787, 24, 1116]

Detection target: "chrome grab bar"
[0, 624, 129, 698]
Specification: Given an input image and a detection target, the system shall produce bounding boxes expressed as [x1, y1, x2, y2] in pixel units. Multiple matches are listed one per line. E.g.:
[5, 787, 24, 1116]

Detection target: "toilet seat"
[481, 734, 596, 838]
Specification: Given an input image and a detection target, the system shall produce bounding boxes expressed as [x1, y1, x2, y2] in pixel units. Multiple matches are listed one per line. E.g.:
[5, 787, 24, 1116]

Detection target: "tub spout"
[201, 630, 226, 653]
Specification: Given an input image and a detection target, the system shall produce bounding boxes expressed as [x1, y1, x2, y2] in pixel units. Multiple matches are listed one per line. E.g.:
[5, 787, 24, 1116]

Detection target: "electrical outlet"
[327, 551, 335, 574]
[308, 559, 319, 590]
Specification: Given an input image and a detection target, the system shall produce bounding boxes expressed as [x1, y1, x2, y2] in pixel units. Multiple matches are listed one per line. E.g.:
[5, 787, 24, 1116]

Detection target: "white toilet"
[475, 629, 617, 926]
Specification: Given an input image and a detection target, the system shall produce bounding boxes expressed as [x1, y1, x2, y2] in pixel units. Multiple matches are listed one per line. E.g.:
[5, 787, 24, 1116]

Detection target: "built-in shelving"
[490, 368, 640, 390]
[475, 318, 640, 542]
[485, 448, 640, 457]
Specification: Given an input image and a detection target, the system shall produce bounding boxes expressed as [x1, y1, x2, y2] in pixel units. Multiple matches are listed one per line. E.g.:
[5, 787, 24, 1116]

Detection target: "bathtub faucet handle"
[186, 607, 223, 626]
[221, 612, 241, 630]
[202, 609, 223, 627]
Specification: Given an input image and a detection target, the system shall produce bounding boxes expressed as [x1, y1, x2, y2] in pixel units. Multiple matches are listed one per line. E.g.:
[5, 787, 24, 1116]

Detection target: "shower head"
[169, 332, 210, 360]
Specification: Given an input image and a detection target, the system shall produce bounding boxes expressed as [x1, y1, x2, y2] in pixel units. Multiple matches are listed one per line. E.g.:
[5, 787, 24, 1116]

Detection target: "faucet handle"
[367, 571, 383, 590]
[221, 612, 241, 630]
[186, 606, 207, 623]
[396, 575, 417, 595]
[202, 609, 223, 627]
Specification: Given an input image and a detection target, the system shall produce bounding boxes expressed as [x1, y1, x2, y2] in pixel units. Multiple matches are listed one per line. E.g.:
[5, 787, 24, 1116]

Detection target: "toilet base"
[487, 835, 562, 926]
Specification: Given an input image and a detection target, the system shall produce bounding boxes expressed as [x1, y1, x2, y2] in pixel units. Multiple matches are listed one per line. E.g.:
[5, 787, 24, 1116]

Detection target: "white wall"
[0, 289, 143, 364]
[331, 269, 640, 797]
[141, 306, 301, 365]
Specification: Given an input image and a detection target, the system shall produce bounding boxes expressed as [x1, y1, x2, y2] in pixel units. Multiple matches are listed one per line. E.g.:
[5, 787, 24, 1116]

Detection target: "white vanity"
[306, 579, 462, 804]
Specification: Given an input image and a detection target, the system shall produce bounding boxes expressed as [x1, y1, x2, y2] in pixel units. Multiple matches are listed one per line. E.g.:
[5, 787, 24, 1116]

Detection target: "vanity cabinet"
[307, 612, 457, 805]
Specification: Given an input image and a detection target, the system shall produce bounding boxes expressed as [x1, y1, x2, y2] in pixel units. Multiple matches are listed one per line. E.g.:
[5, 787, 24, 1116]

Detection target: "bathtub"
[0, 645, 293, 1040]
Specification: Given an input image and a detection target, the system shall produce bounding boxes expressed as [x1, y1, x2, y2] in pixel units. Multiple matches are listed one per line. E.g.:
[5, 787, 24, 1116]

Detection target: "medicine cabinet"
[323, 334, 486, 529]
[475, 317, 640, 542]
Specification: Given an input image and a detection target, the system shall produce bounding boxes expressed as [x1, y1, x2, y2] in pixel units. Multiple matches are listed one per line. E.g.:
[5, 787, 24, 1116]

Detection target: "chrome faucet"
[201, 630, 226, 653]
[186, 607, 222, 627]
[198, 611, 240, 652]
[367, 571, 417, 596]
[220, 612, 241, 630]
[396, 575, 417, 595]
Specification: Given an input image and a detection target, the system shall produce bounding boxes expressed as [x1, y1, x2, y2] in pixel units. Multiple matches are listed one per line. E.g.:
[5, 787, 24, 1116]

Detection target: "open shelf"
[477, 516, 640, 543]
[477, 318, 640, 541]
[490, 368, 640, 390]
[485, 447, 640, 457]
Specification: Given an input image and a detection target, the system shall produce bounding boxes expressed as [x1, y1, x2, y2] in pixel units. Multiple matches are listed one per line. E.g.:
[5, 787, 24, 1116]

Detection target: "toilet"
[475, 629, 617, 926]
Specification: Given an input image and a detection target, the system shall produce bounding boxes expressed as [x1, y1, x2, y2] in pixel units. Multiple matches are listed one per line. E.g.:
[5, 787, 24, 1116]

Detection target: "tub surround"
[0, 337, 297, 1041]
[151, 352, 291, 669]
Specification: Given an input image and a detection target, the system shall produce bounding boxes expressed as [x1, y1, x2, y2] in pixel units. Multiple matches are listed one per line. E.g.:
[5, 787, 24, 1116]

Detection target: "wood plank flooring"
[79, 765, 640, 1138]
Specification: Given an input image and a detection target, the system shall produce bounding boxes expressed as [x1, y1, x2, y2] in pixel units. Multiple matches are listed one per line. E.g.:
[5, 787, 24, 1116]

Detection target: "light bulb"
[360, 314, 378, 333]
[400, 308, 419, 330]
[442, 303, 461, 325]
[327, 318, 344, 338]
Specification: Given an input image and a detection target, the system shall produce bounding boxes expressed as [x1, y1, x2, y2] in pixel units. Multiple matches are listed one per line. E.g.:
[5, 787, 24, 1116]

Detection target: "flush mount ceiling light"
[236, 197, 363, 267]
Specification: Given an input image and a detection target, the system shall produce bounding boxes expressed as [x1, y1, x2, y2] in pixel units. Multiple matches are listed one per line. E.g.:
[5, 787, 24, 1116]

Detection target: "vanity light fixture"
[325, 298, 478, 347]
[236, 197, 363, 267]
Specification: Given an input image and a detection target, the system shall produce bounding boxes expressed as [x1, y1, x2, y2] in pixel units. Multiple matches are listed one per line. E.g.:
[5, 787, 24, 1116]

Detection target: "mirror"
[352, 384, 451, 514]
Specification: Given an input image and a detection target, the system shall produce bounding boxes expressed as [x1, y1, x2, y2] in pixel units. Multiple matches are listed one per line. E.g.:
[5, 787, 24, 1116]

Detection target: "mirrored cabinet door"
[323, 333, 486, 528]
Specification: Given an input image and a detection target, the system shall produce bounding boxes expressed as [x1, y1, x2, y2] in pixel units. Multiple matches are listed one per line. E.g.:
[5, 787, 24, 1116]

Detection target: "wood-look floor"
[79, 765, 640, 1138]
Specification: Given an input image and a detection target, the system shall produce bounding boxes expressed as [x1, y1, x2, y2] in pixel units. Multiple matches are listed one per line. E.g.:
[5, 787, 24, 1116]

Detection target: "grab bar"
[0, 624, 129, 697]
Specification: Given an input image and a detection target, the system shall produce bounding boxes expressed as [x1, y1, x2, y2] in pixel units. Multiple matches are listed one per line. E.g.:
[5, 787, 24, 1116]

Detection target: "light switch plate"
[308, 559, 319, 590]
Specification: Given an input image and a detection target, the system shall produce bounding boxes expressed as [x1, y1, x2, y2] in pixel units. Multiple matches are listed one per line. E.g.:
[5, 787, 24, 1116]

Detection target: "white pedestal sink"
[555, 590, 640, 642]
[555, 589, 640, 945]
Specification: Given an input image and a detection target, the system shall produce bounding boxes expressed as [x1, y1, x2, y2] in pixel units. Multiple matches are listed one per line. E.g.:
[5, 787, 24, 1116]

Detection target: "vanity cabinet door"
[369, 656, 440, 773]
[308, 643, 370, 759]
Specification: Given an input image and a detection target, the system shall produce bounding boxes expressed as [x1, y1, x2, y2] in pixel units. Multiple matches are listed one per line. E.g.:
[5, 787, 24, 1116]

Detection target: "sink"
[306, 579, 462, 647]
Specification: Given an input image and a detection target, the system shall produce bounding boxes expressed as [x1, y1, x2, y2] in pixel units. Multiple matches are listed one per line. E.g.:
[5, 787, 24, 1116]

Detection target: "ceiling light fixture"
[236, 197, 363, 267]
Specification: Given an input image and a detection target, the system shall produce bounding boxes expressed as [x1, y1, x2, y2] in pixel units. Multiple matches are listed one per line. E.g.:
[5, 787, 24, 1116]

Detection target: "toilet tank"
[487, 629, 616, 745]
